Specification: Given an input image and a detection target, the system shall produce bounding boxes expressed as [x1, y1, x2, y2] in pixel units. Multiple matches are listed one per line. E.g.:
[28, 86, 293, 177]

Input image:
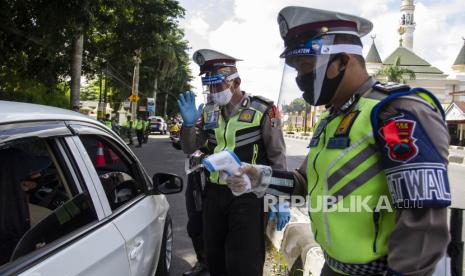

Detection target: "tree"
[0, 0, 191, 114]
[375, 56, 416, 83]
[284, 98, 306, 113]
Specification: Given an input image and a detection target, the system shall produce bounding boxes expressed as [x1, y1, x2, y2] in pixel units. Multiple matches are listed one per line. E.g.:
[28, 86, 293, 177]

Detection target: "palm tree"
[375, 56, 416, 83]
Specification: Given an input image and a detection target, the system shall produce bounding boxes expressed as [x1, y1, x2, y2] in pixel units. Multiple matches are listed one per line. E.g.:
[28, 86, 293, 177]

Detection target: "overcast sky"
[177, 0, 465, 102]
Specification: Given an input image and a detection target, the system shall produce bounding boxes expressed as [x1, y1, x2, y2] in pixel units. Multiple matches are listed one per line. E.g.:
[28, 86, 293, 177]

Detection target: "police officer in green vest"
[104, 113, 112, 129]
[125, 115, 133, 146]
[178, 49, 287, 276]
[224, 7, 451, 276]
[134, 114, 145, 148]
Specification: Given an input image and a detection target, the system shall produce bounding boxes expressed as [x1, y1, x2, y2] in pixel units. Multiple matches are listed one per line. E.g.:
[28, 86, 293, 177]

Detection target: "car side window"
[0, 138, 98, 267]
[79, 135, 145, 210]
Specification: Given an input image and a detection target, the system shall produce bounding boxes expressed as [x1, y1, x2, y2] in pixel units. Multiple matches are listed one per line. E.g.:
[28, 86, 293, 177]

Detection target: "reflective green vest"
[135, 119, 143, 130]
[104, 120, 112, 129]
[307, 91, 441, 269]
[206, 98, 271, 184]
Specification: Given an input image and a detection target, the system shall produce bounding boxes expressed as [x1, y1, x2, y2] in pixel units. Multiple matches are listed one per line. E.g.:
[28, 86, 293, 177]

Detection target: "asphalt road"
[133, 135, 465, 275]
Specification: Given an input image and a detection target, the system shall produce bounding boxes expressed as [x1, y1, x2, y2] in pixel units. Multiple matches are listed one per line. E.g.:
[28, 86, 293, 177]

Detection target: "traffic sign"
[128, 95, 140, 102]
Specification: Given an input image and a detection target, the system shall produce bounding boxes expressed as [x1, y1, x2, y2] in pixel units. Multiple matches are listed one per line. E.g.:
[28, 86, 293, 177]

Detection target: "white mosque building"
[365, 0, 465, 145]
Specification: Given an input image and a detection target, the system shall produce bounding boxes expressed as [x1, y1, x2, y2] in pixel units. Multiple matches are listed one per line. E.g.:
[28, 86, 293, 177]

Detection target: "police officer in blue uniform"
[225, 7, 451, 276]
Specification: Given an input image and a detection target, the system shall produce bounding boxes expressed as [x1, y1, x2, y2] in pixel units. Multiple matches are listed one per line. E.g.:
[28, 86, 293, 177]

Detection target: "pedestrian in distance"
[135, 114, 145, 148]
[125, 115, 134, 146]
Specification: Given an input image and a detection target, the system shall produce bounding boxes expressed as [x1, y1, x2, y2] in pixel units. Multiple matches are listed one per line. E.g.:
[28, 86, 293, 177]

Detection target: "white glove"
[225, 163, 272, 197]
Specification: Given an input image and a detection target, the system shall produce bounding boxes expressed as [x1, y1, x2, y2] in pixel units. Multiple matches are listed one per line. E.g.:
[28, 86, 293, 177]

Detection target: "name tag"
[204, 110, 219, 130]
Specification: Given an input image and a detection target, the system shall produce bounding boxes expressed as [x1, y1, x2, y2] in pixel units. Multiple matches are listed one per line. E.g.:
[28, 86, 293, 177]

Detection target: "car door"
[67, 123, 168, 276]
[0, 122, 130, 276]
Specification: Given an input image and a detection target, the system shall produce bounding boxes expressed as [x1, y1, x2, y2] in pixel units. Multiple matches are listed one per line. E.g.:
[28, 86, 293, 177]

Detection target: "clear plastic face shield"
[277, 34, 363, 109]
[201, 67, 239, 106]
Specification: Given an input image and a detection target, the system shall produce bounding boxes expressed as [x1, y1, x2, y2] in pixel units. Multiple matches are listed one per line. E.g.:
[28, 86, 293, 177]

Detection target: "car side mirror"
[152, 173, 183, 194]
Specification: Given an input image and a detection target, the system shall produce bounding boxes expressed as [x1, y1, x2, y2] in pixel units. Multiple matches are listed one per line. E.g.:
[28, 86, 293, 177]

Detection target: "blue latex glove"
[269, 202, 290, 231]
[177, 91, 204, 127]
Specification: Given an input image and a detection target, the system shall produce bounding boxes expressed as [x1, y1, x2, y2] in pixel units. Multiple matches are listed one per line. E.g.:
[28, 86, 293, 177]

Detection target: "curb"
[284, 134, 311, 141]
[449, 155, 465, 165]
[449, 145, 465, 151]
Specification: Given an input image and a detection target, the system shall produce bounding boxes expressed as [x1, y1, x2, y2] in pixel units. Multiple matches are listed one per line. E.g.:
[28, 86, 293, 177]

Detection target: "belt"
[324, 252, 387, 275]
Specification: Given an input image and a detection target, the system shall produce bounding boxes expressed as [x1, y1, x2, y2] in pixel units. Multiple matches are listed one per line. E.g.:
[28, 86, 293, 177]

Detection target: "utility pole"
[131, 50, 142, 120]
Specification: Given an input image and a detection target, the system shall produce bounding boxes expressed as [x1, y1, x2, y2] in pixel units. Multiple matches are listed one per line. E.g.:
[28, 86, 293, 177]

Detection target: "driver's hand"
[20, 172, 41, 192]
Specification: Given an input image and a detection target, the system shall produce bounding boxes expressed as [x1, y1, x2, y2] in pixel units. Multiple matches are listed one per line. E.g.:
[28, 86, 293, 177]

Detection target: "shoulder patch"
[380, 117, 418, 162]
[250, 96, 272, 113]
[373, 82, 410, 94]
[251, 95, 273, 105]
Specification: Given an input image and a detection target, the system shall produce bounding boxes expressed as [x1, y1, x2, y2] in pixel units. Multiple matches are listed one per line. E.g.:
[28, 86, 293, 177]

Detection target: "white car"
[149, 116, 167, 135]
[0, 101, 182, 276]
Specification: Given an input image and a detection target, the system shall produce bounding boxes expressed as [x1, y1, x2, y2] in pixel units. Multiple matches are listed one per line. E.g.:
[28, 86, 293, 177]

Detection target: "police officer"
[225, 7, 451, 276]
[178, 49, 287, 276]
[103, 113, 112, 129]
[134, 115, 145, 148]
[183, 149, 208, 276]
[125, 115, 134, 146]
[143, 116, 150, 144]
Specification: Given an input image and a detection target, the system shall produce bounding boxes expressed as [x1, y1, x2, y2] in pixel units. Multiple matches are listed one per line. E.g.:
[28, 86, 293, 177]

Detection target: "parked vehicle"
[0, 101, 182, 276]
[149, 116, 167, 135]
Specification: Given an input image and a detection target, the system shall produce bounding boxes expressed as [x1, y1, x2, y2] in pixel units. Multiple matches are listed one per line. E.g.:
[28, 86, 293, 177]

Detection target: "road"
[134, 135, 465, 275]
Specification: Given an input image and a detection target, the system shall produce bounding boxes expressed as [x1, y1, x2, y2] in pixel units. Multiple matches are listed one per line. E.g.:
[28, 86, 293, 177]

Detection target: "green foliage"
[375, 56, 416, 83]
[0, 0, 191, 115]
[283, 98, 306, 113]
[80, 78, 101, 101]
[0, 78, 69, 108]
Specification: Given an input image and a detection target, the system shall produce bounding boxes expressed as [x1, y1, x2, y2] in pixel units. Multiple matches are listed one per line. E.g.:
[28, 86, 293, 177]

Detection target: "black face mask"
[295, 56, 346, 106]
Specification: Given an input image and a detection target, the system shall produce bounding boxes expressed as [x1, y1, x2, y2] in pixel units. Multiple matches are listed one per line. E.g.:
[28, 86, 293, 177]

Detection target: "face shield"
[201, 69, 239, 106]
[278, 34, 362, 107]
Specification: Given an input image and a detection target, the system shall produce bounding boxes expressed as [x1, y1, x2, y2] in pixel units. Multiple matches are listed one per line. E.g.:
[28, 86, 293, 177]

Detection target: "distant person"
[134, 115, 145, 148]
[103, 114, 112, 129]
[125, 115, 134, 146]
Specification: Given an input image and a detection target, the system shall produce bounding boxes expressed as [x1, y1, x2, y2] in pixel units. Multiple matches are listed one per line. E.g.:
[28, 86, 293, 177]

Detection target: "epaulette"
[373, 82, 410, 94]
[250, 95, 273, 113]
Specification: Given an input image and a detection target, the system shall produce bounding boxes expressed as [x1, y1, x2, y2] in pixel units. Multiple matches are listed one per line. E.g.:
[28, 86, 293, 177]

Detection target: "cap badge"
[321, 26, 329, 33]
[312, 42, 321, 51]
[278, 14, 289, 39]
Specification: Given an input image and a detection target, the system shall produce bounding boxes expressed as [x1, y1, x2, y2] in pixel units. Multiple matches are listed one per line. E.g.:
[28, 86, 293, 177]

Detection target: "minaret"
[399, 0, 416, 51]
[452, 38, 465, 73]
[365, 35, 383, 76]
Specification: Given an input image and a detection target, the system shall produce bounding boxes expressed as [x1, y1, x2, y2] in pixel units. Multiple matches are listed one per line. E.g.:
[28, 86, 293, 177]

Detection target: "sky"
[177, 0, 465, 103]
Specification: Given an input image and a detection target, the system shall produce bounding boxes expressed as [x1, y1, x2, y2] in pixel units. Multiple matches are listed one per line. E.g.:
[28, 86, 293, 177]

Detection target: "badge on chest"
[238, 109, 256, 123]
[327, 111, 359, 149]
